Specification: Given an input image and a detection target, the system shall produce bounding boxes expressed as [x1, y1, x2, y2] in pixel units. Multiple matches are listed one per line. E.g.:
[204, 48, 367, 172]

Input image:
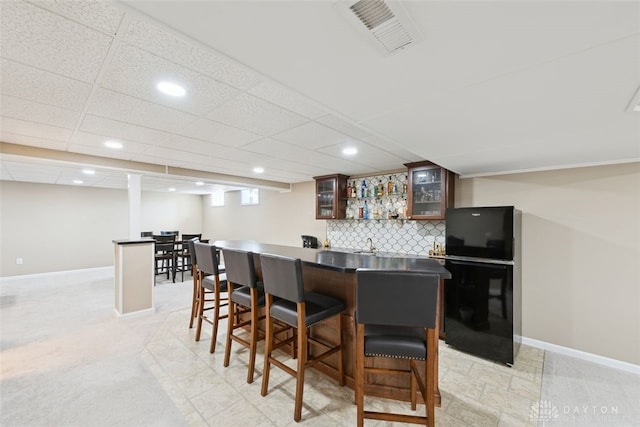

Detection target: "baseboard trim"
[113, 307, 156, 320]
[0, 266, 114, 281]
[522, 336, 640, 375]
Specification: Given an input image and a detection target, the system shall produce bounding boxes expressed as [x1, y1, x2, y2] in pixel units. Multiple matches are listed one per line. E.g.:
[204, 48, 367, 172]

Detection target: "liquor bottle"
[363, 201, 369, 219]
[351, 181, 357, 198]
[372, 200, 379, 219]
[346, 181, 352, 198]
[360, 180, 367, 199]
[378, 181, 384, 197]
[387, 176, 393, 195]
[402, 176, 408, 195]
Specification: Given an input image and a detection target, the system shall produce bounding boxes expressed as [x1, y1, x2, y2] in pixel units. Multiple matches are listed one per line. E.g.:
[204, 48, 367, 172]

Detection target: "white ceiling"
[1, 0, 639, 194]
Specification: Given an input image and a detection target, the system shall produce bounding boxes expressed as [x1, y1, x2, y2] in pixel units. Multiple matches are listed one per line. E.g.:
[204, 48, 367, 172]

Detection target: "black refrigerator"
[444, 206, 521, 365]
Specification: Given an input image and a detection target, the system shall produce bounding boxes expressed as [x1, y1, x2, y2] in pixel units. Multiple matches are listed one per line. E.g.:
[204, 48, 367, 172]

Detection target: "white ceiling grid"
[0, 0, 638, 194]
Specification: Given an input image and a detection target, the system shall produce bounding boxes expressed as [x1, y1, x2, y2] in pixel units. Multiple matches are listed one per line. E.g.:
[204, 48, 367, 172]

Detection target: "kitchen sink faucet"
[366, 238, 376, 252]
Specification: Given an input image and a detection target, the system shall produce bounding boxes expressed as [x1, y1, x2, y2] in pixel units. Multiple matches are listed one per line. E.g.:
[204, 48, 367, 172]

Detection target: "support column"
[128, 173, 142, 239]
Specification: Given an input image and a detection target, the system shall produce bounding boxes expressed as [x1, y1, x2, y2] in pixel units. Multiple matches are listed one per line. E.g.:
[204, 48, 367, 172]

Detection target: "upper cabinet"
[313, 174, 348, 219]
[405, 161, 456, 220]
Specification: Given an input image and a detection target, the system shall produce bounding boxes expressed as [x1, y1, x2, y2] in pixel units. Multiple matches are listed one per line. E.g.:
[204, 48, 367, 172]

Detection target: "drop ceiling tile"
[0, 1, 114, 83]
[0, 117, 71, 142]
[137, 145, 213, 165]
[80, 115, 170, 145]
[159, 134, 232, 157]
[30, 0, 125, 34]
[317, 141, 410, 172]
[177, 118, 261, 148]
[248, 81, 328, 119]
[274, 121, 351, 150]
[123, 18, 262, 90]
[86, 88, 198, 133]
[69, 131, 149, 155]
[0, 59, 93, 111]
[261, 157, 331, 178]
[316, 114, 373, 140]
[206, 93, 308, 136]
[1, 95, 80, 128]
[361, 134, 423, 163]
[101, 44, 239, 116]
[1, 160, 62, 184]
[0, 131, 68, 151]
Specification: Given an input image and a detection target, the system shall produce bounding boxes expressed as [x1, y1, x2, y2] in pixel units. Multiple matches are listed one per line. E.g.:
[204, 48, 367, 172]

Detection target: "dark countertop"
[112, 238, 155, 245]
[212, 240, 451, 279]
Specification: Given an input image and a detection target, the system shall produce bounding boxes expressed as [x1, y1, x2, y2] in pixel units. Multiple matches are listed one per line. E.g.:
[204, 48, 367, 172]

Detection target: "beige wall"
[0, 181, 203, 276]
[455, 162, 640, 365]
[202, 181, 326, 247]
[2, 163, 638, 365]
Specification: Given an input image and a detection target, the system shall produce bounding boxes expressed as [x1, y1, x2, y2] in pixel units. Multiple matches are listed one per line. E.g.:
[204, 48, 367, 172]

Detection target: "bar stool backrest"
[194, 242, 220, 276]
[222, 249, 258, 288]
[259, 253, 305, 303]
[356, 269, 439, 328]
[187, 238, 200, 267]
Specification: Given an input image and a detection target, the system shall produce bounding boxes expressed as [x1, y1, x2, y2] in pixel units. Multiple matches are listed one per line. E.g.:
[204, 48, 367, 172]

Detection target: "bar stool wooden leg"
[294, 303, 307, 422]
[223, 283, 236, 367]
[261, 294, 274, 397]
[247, 289, 260, 383]
[195, 272, 205, 341]
[209, 276, 221, 353]
[189, 264, 199, 328]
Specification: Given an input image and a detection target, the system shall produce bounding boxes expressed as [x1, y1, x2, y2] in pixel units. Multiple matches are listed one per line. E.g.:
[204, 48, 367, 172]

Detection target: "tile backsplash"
[326, 219, 445, 256]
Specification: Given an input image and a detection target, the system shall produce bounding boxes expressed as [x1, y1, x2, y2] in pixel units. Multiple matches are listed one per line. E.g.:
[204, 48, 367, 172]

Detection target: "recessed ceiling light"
[157, 81, 186, 97]
[82, 168, 95, 175]
[253, 166, 264, 174]
[342, 147, 358, 156]
[168, 187, 176, 192]
[73, 179, 83, 184]
[195, 181, 204, 186]
[104, 140, 123, 149]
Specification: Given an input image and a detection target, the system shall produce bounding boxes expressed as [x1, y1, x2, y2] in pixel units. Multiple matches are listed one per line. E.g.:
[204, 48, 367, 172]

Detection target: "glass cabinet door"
[316, 177, 337, 219]
[408, 166, 446, 219]
[314, 174, 348, 219]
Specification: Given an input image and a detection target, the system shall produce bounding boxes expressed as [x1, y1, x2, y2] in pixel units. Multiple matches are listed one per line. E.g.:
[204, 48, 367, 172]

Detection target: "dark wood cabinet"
[405, 161, 455, 220]
[313, 174, 348, 219]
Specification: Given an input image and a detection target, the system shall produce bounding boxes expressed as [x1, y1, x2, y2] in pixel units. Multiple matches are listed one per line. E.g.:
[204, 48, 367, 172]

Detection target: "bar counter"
[213, 240, 449, 405]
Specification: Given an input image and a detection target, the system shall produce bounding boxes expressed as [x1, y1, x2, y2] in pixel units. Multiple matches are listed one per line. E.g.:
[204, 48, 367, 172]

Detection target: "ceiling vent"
[338, 0, 423, 56]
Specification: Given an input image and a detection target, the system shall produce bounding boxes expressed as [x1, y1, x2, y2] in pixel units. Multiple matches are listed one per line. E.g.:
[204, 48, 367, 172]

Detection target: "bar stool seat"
[269, 291, 345, 328]
[230, 283, 265, 307]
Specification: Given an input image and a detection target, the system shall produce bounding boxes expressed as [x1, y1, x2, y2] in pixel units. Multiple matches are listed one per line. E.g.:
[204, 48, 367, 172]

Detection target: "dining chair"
[355, 269, 440, 427]
[259, 253, 345, 422]
[177, 233, 201, 282]
[152, 234, 177, 283]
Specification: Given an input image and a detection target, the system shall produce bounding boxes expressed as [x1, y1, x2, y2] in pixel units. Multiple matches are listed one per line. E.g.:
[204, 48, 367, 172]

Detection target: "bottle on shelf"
[351, 181, 357, 198]
[346, 182, 352, 199]
[360, 179, 367, 199]
[402, 176, 408, 195]
[387, 176, 393, 195]
[377, 181, 384, 197]
[363, 200, 369, 219]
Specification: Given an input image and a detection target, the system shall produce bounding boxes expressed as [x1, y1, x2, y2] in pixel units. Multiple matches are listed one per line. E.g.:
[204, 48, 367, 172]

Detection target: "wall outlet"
[16, 258, 23, 265]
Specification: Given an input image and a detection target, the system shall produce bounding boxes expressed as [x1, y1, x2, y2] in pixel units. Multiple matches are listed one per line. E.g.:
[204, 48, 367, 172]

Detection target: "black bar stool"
[259, 253, 345, 422]
[193, 242, 229, 353]
[355, 269, 440, 427]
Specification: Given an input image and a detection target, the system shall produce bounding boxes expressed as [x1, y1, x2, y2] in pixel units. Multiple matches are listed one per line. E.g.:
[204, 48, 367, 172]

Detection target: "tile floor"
[145, 308, 545, 426]
[1, 268, 638, 426]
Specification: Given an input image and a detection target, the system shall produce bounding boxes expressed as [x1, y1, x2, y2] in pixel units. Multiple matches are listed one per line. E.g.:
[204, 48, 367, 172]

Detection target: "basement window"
[240, 188, 259, 205]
